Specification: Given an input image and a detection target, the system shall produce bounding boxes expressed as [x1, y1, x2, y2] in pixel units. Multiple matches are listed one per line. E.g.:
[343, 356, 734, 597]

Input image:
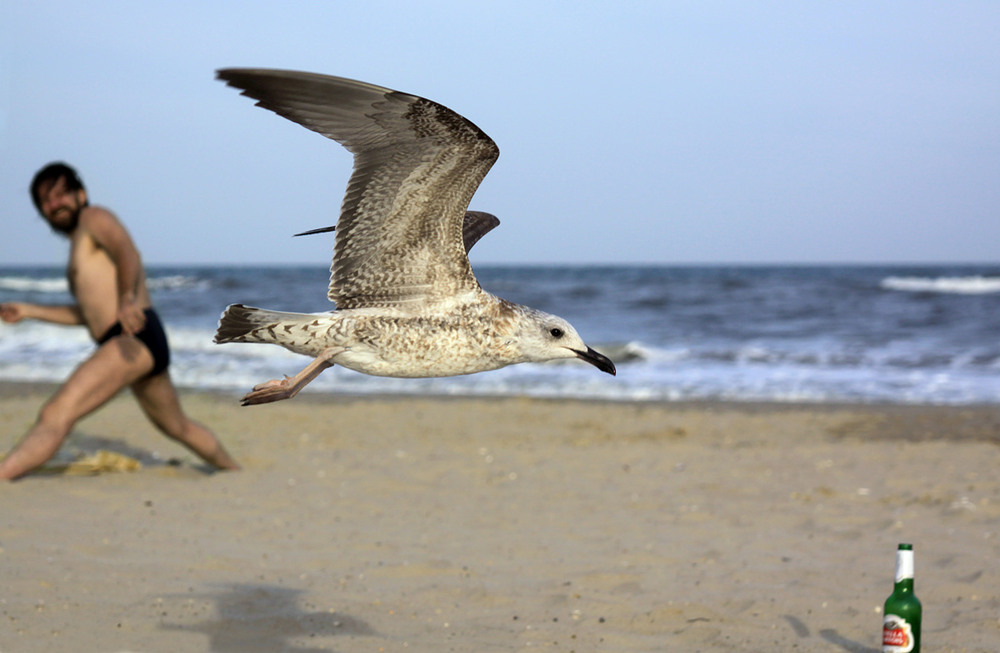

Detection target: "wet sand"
[2, 383, 999, 652]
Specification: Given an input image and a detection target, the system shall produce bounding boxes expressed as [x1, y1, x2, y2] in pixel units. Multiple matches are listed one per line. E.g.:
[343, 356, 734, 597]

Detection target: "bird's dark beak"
[574, 347, 616, 376]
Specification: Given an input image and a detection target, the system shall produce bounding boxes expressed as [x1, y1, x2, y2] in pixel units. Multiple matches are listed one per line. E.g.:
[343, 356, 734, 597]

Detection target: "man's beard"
[48, 206, 81, 235]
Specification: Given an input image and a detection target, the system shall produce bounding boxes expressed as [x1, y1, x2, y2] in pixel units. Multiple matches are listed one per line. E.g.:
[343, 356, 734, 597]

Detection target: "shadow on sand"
[159, 583, 377, 652]
[783, 615, 878, 653]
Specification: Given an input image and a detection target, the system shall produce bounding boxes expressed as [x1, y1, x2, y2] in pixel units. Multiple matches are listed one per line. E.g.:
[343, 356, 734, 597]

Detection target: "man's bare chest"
[67, 233, 114, 296]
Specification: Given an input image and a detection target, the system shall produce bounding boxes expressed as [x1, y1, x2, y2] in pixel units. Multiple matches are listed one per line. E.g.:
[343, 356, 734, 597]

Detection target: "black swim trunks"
[96, 308, 171, 377]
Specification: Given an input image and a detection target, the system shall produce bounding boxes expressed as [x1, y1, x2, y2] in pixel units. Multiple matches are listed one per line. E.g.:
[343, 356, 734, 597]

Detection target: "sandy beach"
[2, 383, 999, 652]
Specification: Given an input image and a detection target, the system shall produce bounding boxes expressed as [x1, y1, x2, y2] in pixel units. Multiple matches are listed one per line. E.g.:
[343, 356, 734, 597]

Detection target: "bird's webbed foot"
[238, 349, 343, 406]
[241, 376, 297, 406]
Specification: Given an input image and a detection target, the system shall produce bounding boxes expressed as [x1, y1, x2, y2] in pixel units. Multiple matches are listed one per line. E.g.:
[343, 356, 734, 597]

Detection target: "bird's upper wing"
[218, 68, 500, 308]
[293, 210, 500, 254]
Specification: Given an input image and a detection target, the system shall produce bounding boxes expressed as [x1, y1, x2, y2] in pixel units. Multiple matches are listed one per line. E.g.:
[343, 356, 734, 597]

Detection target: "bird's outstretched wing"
[460, 211, 501, 253]
[293, 211, 500, 255]
[218, 68, 500, 309]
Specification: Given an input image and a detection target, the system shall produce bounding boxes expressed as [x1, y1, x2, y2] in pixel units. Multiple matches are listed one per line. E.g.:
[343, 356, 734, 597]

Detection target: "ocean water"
[1, 264, 999, 405]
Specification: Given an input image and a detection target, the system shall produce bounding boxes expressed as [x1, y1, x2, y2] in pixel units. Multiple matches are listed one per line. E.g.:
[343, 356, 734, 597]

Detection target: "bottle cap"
[898, 543, 912, 550]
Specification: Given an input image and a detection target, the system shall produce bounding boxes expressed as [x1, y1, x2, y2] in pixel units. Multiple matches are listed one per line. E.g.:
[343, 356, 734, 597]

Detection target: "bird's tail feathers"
[214, 304, 324, 345]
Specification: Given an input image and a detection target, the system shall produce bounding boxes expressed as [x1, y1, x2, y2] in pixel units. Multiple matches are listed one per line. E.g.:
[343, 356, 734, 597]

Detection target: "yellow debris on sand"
[44, 450, 143, 476]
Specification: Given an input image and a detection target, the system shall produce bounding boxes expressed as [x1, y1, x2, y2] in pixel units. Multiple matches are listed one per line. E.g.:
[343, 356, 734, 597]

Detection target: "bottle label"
[883, 615, 915, 652]
[895, 550, 914, 583]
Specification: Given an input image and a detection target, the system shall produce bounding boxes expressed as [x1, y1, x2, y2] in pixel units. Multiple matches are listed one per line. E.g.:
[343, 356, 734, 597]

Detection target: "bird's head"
[510, 308, 616, 375]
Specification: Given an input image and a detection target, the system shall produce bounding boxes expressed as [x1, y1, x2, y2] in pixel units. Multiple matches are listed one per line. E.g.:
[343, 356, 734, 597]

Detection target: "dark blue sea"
[2, 264, 999, 404]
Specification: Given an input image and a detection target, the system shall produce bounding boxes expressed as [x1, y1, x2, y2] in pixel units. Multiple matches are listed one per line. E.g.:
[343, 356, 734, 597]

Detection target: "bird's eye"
[550, 327, 564, 339]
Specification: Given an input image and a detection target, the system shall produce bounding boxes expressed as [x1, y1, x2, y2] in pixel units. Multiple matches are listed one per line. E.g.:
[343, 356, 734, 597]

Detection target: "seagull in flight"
[214, 69, 616, 405]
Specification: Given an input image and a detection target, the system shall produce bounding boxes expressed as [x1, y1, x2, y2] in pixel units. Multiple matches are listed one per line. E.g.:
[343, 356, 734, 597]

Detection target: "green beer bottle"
[882, 543, 921, 653]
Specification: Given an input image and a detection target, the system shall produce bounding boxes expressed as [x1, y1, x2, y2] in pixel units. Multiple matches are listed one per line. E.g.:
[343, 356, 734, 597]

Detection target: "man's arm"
[0, 302, 84, 326]
[79, 207, 147, 335]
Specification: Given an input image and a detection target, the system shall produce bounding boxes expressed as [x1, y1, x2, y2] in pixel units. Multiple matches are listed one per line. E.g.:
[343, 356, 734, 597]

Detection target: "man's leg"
[0, 336, 154, 480]
[130, 372, 240, 471]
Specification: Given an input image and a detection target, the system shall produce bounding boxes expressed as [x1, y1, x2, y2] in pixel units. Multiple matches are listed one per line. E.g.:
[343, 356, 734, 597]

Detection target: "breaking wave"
[881, 276, 1000, 294]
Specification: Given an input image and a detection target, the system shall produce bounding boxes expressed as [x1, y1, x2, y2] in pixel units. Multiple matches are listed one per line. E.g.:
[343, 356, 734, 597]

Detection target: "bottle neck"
[894, 549, 914, 591]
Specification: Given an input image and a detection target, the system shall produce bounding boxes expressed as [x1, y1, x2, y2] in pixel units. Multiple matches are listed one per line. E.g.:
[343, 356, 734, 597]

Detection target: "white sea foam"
[148, 275, 211, 292]
[881, 275, 1000, 294]
[0, 276, 68, 293]
[0, 274, 207, 294]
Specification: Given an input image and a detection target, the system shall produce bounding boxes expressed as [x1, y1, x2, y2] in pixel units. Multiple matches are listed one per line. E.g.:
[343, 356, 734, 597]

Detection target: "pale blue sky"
[2, 1, 998, 265]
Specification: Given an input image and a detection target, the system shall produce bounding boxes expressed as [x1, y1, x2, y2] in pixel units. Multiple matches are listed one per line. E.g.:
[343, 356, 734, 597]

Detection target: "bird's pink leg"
[241, 347, 345, 406]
